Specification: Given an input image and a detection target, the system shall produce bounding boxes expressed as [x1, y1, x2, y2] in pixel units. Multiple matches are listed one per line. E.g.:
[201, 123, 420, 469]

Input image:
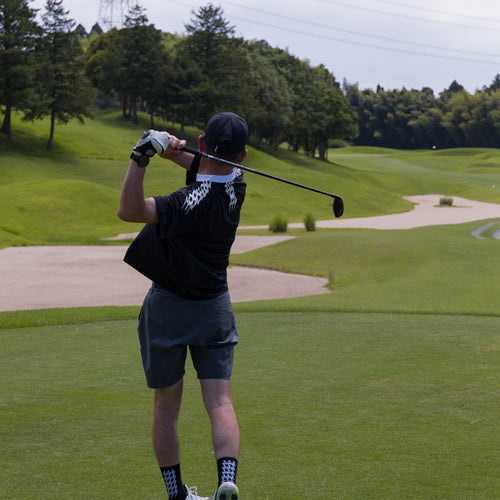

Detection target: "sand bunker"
[1, 195, 499, 312]
[0, 236, 328, 312]
[291, 194, 500, 230]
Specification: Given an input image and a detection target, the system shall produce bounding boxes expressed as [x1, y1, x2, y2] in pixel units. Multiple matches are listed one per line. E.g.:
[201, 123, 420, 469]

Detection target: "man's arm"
[117, 133, 188, 223]
[117, 159, 158, 223]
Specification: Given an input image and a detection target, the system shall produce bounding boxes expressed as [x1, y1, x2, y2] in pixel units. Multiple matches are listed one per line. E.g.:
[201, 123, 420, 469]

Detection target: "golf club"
[181, 146, 344, 218]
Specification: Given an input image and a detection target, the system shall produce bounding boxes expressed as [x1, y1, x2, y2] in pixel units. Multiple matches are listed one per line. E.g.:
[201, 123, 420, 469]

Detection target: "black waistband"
[152, 282, 227, 301]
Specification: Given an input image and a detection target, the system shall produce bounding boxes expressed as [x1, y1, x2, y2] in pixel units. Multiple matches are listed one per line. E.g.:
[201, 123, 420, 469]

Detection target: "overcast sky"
[30, 0, 500, 94]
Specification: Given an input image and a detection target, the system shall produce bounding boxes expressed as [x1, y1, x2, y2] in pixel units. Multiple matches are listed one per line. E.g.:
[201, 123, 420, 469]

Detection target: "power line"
[314, 0, 500, 33]
[368, 0, 500, 26]
[224, 0, 500, 60]
[164, 0, 500, 65]
[230, 14, 500, 66]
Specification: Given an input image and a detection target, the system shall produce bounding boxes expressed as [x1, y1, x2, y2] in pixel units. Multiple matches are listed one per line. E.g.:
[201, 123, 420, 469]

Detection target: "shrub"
[329, 139, 349, 149]
[304, 213, 316, 231]
[439, 197, 454, 206]
[269, 215, 288, 233]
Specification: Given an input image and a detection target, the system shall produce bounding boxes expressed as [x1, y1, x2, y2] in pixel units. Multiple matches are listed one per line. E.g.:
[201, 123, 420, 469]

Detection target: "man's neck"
[198, 157, 235, 176]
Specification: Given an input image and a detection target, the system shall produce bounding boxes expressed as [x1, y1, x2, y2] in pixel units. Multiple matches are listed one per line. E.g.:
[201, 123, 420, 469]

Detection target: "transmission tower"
[98, 0, 132, 31]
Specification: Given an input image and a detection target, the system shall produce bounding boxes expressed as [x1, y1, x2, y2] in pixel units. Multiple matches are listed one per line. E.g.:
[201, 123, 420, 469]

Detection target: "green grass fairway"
[1, 311, 499, 499]
[2, 110, 500, 247]
[1, 110, 500, 498]
[233, 221, 500, 316]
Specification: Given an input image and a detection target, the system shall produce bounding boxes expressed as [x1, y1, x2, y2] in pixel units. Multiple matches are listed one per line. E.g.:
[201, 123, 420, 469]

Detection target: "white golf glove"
[134, 130, 170, 157]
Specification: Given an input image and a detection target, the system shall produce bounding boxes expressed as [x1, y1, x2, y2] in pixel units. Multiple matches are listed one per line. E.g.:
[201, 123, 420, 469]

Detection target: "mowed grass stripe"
[1, 312, 499, 498]
[232, 221, 500, 316]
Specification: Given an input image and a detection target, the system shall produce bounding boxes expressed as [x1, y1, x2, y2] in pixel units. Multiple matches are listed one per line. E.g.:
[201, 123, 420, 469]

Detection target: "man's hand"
[158, 132, 187, 159]
[134, 130, 170, 157]
[134, 130, 187, 159]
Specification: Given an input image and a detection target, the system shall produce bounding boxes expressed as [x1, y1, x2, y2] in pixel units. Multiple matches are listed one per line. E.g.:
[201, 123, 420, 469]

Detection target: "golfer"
[118, 112, 247, 500]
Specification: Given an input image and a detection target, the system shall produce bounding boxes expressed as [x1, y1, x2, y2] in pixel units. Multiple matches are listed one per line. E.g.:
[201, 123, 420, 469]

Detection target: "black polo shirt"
[124, 163, 246, 300]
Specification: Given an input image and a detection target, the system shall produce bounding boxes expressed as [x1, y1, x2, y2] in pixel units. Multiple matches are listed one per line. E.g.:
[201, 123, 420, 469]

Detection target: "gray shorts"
[138, 286, 238, 389]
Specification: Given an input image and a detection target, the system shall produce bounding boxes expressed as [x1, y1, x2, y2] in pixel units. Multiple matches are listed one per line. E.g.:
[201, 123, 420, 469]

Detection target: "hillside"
[1, 109, 500, 248]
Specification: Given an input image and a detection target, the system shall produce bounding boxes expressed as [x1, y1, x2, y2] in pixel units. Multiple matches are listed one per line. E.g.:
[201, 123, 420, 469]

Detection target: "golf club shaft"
[181, 146, 342, 202]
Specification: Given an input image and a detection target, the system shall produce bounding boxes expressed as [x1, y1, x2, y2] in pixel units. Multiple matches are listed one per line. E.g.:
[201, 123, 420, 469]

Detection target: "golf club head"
[333, 196, 344, 218]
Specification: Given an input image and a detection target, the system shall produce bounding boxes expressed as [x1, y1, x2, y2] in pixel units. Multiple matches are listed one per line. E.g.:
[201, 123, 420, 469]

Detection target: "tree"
[119, 4, 166, 124]
[90, 22, 102, 36]
[143, 43, 173, 128]
[85, 5, 168, 124]
[0, 0, 41, 138]
[447, 80, 465, 93]
[270, 54, 357, 159]
[124, 3, 147, 27]
[271, 53, 319, 153]
[26, 0, 93, 149]
[184, 3, 235, 64]
[442, 90, 500, 148]
[318, 85, 358, 159]
[346, 84, 454, 149]
[182, 4, 249, 122]
[244, 43, 293, 149]
[305, 66, 358, 159]
[74, 22, 86, 37]
[483, 74, 500, 93]
[439, 80, 465, 105]
[162, 36, 204, 135]
[441, 90, 471, 147]
[84, 28, 120, 96]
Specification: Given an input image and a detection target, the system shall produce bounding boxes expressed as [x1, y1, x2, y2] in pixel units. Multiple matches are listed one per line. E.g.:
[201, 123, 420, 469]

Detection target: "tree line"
[83, 3, 359, 160]
[1, 0, 93, 149]
[2, 0, 500, 154]
[344, 78, 500, 149]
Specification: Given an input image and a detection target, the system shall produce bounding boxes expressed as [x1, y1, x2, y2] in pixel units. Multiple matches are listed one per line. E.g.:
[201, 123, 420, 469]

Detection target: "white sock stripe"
[220, 460, 237, 482]
[162, 469, 179, 496]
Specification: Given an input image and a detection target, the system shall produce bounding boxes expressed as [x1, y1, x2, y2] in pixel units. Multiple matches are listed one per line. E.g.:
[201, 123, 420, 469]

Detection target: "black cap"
[204, 112, 248, 155]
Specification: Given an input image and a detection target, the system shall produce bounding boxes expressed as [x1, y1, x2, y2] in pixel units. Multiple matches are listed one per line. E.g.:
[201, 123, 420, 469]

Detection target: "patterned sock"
[217, 457, 238, 486]
[160, 464, 186, 500]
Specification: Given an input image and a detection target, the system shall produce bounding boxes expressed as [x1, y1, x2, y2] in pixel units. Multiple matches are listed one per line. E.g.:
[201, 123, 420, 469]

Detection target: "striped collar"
[196, 171, 236, 183]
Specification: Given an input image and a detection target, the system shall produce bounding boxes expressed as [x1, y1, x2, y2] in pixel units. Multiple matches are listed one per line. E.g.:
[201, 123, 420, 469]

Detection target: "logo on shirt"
[225, 182, 237, 211]
[183, 180, 211, 212]
[182, 177, 239, 213]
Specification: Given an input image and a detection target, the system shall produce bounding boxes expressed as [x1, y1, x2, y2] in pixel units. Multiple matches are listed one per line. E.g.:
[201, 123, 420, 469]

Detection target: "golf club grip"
[181, 146, 199, 155]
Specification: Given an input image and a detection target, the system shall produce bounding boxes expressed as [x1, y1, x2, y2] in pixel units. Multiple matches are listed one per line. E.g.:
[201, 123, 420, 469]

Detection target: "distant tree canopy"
[2, 1, 500, 154]
[27, 0, 94, 150]
[344, 78, 500, 149]
[84, 4, 358, 159]
[0, 0, 41, 138]
[0, 0, 92, 147]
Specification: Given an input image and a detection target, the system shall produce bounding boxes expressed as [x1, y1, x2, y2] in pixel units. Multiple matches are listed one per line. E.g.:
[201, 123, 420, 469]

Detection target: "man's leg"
[153, 378, 184, 466]
[200, 379, 239, 460]
[201, 379, 240, 499]
[153, 379, 193, 500]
